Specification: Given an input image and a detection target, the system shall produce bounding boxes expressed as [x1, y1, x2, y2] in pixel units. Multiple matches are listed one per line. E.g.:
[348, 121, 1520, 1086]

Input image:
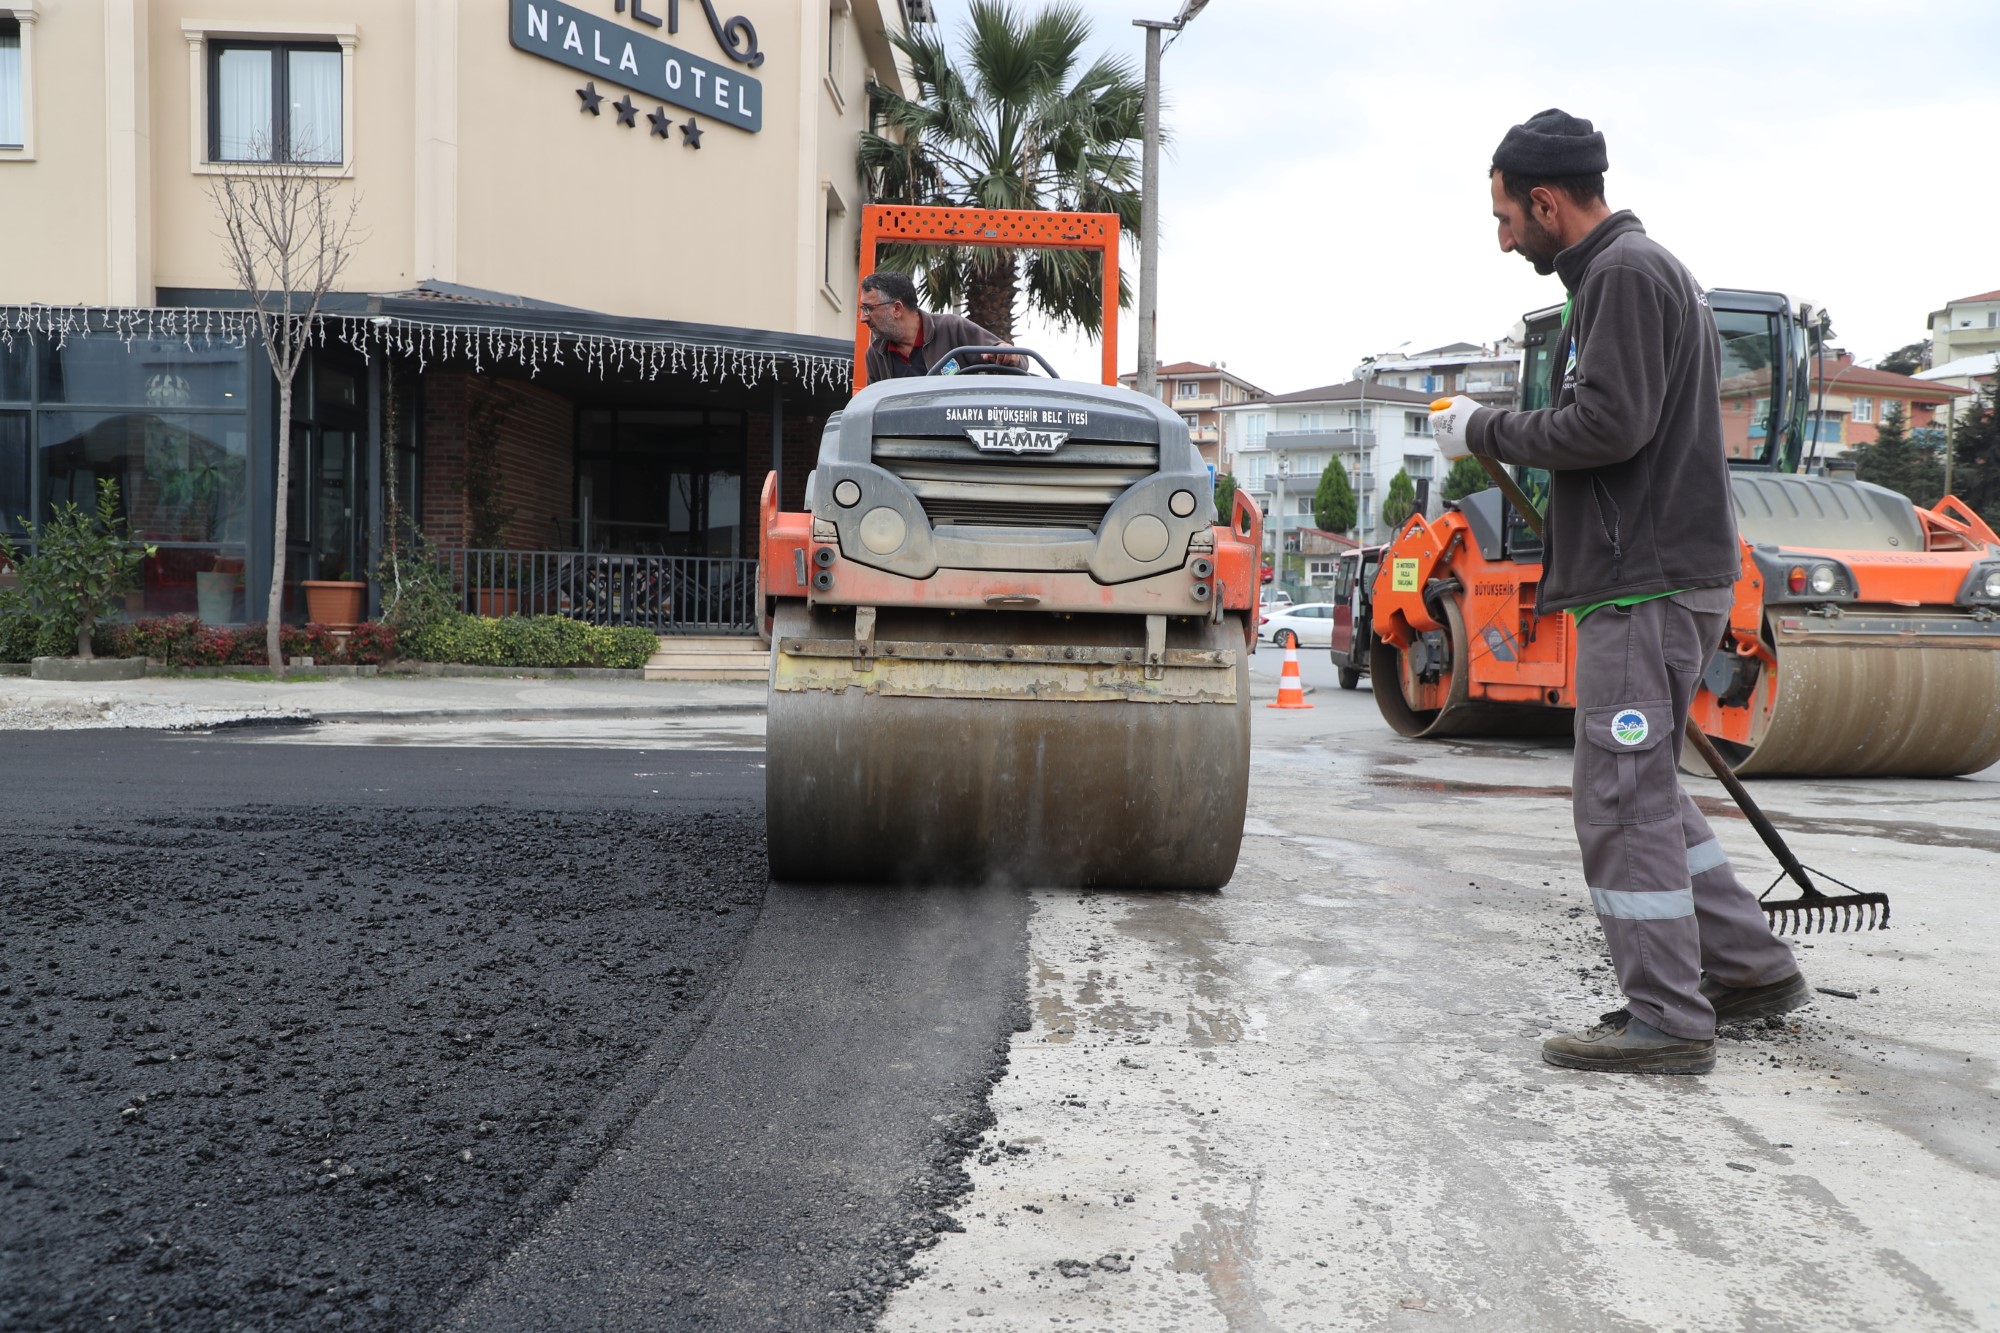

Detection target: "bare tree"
[208, 145, 360, 677]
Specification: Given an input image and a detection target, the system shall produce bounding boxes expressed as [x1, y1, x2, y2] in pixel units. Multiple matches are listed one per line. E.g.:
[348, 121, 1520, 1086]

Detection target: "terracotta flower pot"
[474, 588, 520, 618]
[301, 580, 367, 630]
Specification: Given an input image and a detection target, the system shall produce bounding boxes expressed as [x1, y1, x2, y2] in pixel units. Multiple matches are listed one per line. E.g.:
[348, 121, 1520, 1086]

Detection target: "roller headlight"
[1785, 561, 1847, 598]
[1983, 569, 2000, 601]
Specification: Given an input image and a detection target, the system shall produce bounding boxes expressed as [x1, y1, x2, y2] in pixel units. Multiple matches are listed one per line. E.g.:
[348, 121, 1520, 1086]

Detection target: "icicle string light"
[0, 303, 853, 393]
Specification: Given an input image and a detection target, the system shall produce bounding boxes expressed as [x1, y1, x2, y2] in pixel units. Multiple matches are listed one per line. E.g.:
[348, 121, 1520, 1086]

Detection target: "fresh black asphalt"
[0, 729, 1030, 1331]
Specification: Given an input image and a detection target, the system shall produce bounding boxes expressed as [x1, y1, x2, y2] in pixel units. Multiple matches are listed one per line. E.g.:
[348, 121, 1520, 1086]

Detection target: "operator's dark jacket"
[1466, 211, 1737, 613]
[863, 310, 1002, 384]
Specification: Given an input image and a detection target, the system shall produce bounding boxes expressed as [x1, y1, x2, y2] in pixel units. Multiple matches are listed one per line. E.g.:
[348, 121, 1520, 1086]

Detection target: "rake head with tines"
[1759, 867, 1891, 935]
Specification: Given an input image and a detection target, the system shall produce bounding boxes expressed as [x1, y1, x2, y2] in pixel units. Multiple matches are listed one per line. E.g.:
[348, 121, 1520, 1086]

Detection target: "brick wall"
[744, 406, 825, 556]
[420, 373, 469, 547]
[419, 371, 575, 550]
[489, 380, 574, 550]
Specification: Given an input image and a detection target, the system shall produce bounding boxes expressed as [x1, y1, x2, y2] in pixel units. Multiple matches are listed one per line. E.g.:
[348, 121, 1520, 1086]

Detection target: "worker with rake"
[1429, 109, 1810, 1074]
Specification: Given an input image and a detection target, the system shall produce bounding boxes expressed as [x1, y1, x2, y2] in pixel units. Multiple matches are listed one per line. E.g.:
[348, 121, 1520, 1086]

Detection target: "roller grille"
[871, 435, 1159, 531]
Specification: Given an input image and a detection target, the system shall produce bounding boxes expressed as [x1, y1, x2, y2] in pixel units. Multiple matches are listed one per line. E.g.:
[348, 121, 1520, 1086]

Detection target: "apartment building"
[1217, 378, 1440, 550]
[1118, 360, 1267, 473]
[1358, 340, 1523, 411]
[1928, 289, 2000, 369]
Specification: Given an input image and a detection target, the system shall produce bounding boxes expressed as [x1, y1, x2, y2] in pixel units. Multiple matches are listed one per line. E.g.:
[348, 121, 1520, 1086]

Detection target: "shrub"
[280, 622, 342, 663]
[375, 523, 459, 638]
[345, 622, 397, 666]
[403, 614, 657, 670]
[118, 614, 203, 665]
[0, 608, 36, 663]
[597, 626, 662, 670]
[0, 479, 155, 658]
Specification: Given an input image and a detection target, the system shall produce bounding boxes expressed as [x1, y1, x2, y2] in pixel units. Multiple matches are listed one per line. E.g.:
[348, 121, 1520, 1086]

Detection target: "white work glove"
[1429, 395, 1483, 460]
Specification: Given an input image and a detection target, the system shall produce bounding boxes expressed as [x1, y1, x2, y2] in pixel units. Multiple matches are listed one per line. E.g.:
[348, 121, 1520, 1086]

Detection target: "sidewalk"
[0, 672, 766, 731]
[4, 648, 1294, 731]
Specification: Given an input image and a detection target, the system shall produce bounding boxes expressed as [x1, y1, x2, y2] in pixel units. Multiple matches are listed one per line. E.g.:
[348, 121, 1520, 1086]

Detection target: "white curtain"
[216, 47, 272, 160]
[287, 49, 341, 162]
[0, 28, 22, 149]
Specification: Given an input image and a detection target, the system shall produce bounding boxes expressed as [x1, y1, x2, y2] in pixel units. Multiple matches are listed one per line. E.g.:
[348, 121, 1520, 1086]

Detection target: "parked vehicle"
[1261, 602, 1338, 649]
[1329, 545, 1385, 690]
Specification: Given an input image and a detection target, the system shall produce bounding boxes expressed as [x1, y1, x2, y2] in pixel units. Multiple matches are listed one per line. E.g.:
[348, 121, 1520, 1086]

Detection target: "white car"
[1260, 602, 1339, 649]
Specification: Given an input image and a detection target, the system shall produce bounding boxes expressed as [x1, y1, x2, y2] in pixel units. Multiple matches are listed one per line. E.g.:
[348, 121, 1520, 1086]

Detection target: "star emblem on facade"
[576, 81, 603, 115]
[612, 94, 638, 127]
[679, 117, 703, 148]
[647, 105, 673, 138]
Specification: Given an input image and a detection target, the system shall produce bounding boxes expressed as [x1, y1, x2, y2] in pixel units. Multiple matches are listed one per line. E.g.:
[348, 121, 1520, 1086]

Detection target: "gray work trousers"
[1571, 587, 1798, 1039]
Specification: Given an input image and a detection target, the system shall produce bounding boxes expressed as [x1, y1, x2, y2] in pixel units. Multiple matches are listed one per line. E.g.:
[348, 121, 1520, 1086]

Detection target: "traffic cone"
[1268, 639, 1312, 709]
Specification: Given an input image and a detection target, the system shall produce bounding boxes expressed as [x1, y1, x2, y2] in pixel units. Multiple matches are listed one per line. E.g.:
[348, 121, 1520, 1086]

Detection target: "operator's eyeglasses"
[859, 300, 899, 316]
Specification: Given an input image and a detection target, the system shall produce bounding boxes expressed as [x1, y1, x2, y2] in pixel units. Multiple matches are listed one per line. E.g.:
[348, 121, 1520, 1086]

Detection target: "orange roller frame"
[852, 204, 1121, 390]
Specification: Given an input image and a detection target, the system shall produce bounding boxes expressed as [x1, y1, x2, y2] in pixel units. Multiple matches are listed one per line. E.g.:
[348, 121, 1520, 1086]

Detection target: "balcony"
[1261, 429, 1374, 451]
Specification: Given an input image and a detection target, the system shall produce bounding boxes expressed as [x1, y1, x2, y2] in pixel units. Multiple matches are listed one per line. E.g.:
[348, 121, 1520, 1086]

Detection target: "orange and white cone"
[1268, 639, 1312, 709]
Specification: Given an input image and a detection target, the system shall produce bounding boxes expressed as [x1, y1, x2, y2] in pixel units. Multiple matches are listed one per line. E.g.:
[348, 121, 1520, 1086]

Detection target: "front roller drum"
[1692, 628, 2000, 778]
[765, 603, 1251, 889]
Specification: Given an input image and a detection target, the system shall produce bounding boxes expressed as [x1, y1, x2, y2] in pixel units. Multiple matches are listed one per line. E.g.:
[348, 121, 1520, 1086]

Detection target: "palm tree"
[858, 1, 1144, 342]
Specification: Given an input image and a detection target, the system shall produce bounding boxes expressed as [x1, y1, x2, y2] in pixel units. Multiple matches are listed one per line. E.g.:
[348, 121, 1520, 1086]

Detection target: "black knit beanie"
[1491, 108, 1608, 176]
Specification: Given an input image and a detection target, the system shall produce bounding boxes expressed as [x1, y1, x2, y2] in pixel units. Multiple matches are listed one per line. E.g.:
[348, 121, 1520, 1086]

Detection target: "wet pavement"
[882, 676, 2000, 1332]
[6, 670, 1997, 1331]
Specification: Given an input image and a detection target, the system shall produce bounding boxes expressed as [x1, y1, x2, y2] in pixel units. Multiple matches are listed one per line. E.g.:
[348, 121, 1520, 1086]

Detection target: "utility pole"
[1134, 1, 1208, 399]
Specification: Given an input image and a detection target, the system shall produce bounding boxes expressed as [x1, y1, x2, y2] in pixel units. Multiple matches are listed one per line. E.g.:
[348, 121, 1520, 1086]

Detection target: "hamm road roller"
[1370, 289, 2000, 777]
[758, 205, 1262, 887]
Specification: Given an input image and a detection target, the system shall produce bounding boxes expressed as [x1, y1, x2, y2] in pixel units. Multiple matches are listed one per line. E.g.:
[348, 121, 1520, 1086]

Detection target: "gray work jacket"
[1467, 212, 1738, 613]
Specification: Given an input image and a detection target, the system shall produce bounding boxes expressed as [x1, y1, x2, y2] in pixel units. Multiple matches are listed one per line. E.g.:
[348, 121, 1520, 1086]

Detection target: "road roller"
[1369, 289, 2000, 777]
[758, 205, 1262, 887]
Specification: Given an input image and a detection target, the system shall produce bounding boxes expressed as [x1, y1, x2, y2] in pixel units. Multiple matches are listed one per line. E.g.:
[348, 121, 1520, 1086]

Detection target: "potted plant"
[472, 563, 520, 618]
[194, 552, 243, 624]
[302, 563, 366, 629]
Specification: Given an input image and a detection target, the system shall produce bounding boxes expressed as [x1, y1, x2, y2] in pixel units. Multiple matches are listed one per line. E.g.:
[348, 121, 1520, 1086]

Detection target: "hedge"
[399, 614, 658, 669]
[3, 609, 648, 670]
[0, 612, 399, 667]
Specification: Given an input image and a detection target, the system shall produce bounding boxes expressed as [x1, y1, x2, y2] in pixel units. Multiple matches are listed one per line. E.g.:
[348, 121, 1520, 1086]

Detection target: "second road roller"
[758, 205, 1261, 888]
[1369, 289, 2000, 777]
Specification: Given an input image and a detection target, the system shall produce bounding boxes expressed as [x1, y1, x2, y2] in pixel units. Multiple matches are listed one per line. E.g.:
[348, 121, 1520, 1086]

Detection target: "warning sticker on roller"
[1391, 558, 1420, 592]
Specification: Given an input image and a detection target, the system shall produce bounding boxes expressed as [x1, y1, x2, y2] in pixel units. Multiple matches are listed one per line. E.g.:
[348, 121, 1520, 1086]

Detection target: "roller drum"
[1719, 631, 2000, 778]
[1370, 598, 1570, 740]
[766, 603, 1251, 888]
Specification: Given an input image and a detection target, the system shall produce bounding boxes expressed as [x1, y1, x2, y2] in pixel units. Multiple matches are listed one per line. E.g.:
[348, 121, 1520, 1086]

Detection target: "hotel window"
[209, 41, 342, 163]
[821, 183, 847, 304]
[1851, 396, 1874, 424]
[0, 10, 31, 155]
[825, 0, 850, 106]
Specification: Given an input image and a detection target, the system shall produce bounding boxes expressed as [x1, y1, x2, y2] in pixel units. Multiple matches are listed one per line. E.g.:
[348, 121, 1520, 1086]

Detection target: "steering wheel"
[927, 346, 1063, 379]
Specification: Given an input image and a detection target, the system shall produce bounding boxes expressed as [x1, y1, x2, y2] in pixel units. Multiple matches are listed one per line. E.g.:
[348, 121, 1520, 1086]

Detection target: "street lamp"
[1133, 0, 1209, 398]
[1352, 342, 1405, 539]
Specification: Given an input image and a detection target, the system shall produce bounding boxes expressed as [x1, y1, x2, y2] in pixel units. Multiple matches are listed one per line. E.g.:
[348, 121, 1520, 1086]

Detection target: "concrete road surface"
[883, 680, 2000, 1332]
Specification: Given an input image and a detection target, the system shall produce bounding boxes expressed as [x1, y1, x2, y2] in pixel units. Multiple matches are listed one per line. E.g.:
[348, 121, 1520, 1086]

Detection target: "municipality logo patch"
[1610, 709, 1649, 746]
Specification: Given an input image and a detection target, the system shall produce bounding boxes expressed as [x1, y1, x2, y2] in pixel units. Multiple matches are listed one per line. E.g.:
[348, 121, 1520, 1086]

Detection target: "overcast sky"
[983, 0, 2000, 392]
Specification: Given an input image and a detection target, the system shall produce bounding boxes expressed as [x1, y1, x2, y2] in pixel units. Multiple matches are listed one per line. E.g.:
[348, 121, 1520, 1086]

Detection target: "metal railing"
[438, 548, 761, 634]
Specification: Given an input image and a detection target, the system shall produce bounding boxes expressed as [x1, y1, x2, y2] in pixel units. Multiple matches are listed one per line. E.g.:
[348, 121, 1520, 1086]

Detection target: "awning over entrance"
[6, 282, 855, 395]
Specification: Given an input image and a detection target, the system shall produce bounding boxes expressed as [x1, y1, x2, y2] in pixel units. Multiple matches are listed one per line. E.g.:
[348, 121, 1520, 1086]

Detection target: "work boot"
[1541, 1010, 1716, 1074]
[1700, 971, 1811, 1024]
